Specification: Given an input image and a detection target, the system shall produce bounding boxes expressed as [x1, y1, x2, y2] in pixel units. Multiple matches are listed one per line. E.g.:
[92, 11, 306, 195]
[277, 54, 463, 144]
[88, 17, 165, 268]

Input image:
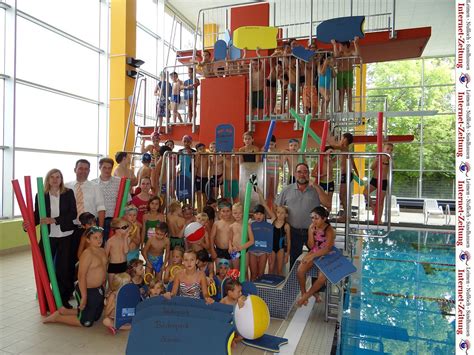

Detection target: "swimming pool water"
[339, 230, 455, 355]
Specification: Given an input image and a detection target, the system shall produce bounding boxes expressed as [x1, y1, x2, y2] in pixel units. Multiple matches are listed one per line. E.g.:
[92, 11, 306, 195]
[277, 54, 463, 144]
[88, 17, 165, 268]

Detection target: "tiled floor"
[0, 250, 336, 354]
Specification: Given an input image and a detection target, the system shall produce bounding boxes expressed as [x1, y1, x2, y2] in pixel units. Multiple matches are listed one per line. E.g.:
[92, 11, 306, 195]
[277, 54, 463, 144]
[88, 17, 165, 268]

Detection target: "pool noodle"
[290, 108, 364, 186]
[113, 177, 127, 218]
[12, 179, 57, 312]
[317, 121, 329, 184]
[37, 177, 63, 308]
[299, 115, 311, 163]
[24, 176, 47, 316]
[375, 112, 384, 224]
[118, 179, 131, 218]
[240, 182, 253, 283]
[262, 120, 276, 161]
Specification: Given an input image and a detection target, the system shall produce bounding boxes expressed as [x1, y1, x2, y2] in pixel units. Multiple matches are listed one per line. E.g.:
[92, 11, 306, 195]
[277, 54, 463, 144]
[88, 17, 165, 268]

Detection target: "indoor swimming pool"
[339, 229, 455, 354]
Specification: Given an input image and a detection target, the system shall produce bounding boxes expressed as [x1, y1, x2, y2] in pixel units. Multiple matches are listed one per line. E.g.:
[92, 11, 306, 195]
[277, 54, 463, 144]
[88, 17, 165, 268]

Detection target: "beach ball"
[184, 222, 206, 243]
[234, 295, 270, 340]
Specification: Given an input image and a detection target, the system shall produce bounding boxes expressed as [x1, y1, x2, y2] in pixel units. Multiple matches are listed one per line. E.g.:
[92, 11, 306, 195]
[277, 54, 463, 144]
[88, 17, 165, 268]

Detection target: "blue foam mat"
[242, 334, 288, 353]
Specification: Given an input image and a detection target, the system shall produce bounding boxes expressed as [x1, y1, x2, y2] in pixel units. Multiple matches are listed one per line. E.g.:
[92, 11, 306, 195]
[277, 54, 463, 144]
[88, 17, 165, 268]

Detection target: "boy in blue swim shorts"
[170, 71, 183, 123]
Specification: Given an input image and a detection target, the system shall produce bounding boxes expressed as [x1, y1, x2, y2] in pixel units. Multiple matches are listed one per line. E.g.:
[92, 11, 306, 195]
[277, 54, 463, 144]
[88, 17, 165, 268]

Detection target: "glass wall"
[366, 57, 455, 200]
[0, 0, 109, 217]
[136, 0, 195, 76]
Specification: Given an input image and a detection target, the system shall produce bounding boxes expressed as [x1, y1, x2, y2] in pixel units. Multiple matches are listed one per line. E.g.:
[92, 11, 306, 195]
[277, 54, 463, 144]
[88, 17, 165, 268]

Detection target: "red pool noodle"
[113, 177, 127, 218]
[24, 176, 47, 316]
[317, 121, 329, 184]
[12, 180, 57, 313]
[375, 112, 384, 224]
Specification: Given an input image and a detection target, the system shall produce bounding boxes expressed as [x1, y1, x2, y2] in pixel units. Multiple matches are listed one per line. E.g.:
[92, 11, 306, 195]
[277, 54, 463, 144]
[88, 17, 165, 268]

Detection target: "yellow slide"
[232, 26, 278, 50]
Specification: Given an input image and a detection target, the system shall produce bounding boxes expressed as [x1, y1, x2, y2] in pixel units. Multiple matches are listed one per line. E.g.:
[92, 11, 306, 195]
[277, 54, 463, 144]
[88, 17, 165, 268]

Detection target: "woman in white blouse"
[28, 169, 78, 308]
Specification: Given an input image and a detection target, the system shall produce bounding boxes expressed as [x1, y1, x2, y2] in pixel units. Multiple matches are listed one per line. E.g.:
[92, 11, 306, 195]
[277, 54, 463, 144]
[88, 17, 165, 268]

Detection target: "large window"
[1, 0, 108, 218]
[367, 57, 455, 200]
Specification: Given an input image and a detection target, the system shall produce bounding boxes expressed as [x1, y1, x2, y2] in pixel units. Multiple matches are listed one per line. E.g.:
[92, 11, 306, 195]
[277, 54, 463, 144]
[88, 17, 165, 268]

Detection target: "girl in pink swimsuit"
[296, 206, 335, 306]
[163, 250, 214, 304]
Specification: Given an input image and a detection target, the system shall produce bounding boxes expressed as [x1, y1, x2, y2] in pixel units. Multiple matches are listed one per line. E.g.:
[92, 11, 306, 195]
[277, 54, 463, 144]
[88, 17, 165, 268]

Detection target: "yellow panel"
[109, 0, 136, 158]
[232, 26, 278, 50]
[354, 64, 367, 194]
[204, 23, 218, 48]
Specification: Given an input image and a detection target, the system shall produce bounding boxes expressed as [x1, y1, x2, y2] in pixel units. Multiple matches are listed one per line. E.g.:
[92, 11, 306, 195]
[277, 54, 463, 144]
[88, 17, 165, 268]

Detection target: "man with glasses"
[275, 162, 330, 268]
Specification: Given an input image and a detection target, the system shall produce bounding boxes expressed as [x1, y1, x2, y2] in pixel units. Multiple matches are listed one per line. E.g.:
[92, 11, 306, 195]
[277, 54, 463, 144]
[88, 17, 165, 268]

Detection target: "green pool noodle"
[36, 177, 63, 308]
[239, 182, 253, 283]
[118, 178, 131, 218]
[290, 108, 365, 186]
[299, 114, 312, 163]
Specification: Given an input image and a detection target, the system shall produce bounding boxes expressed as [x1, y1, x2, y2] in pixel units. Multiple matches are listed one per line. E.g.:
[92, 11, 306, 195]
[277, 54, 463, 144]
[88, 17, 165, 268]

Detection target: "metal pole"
[310, 0, 313, 42]
[192, 10, 202, 62]
[344, 154, 352, 252]
[248, 61, 252, 132]
[165, 71, 170, 134]
[391, 0, 396, 38]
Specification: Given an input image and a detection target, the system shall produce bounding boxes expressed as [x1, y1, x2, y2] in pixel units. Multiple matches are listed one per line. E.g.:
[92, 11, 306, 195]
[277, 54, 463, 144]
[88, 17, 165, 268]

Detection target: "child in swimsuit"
[147, 278, 165, 298]
[162, 246, 184, 284]
[102, 272, 132, 334]
[213, 258, 230, 301]
[124, 205, 141, 262]
[248, 204, 273, 281]
[105, 219, 130, 290]
[167, 200, 186, 248]
[238, 131, 260, 164]
[127, 258, 146, 299]
[163, 250, 214, 304]
[141, 196, 165, 246]
[228, 202, 255, 271]
[255, 189, 290, 276]
[296, 206, 335, 306]
[220, 279, 247, 347]
[142, 222, 170, 280]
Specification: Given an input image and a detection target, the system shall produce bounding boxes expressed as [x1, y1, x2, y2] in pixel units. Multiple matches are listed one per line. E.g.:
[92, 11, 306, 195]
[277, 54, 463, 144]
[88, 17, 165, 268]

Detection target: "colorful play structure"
[12, 1, 437, 354]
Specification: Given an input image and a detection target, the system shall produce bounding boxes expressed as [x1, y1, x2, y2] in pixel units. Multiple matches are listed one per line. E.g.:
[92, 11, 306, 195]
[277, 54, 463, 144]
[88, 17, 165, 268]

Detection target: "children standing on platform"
[170, 71, 183, 123]
[210, 201, 234, 261]
[364, 143, 394, 224]
[239, 131, 260, 164]
[228, 202, 255, 270]
[163, 250, 214, 304]
[194, 142, 209, 212]
[311, 146, 336, 211]
[142, 221, 170, 280]
[105, 218, 130, 289]
[167, 200, 186, 249]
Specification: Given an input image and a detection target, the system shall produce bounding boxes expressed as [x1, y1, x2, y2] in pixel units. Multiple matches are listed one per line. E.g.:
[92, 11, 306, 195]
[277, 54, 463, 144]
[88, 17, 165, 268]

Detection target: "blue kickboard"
[133, 303, 235, 325]
[241, 281, 258, 296]
[214, 40, 228, 61]
[313, 247, 357, 284]
[254, 274, 286, 288]
[242, 334, 289, 353]
[292, 46, 317, 63]
[115, 284, 142, 329]
[229, 45, 241, 60]
[215, 124, 235, 153]
[127, 297, 235, 355]
[316, 16, 365, 44]
[249, 221, 274, 254]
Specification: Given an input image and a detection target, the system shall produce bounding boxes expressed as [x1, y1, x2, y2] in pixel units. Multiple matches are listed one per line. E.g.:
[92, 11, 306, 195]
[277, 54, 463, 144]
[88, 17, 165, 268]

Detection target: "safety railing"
[158, 150, 392, 238]
[192, 0, 397, 58]
[244, 52, 363, 130]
